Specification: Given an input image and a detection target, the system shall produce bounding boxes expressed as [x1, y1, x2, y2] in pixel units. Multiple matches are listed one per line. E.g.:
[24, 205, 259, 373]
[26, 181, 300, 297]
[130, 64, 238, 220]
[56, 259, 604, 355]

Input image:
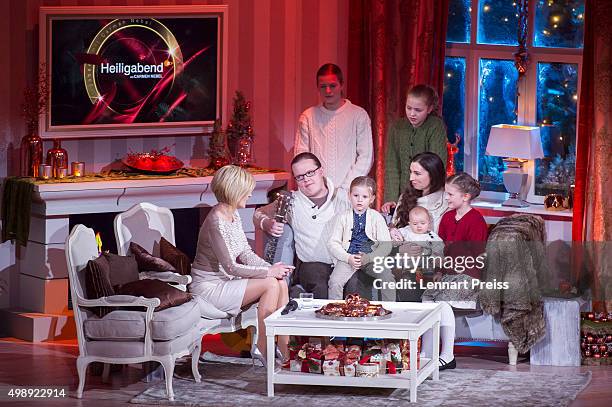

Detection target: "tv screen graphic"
[40, 6, 227, 138]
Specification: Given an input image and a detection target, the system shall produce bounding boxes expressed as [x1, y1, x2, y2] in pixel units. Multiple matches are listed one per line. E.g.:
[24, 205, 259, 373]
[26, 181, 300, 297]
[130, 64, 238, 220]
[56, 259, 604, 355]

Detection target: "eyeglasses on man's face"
[293, 166, 320, 182]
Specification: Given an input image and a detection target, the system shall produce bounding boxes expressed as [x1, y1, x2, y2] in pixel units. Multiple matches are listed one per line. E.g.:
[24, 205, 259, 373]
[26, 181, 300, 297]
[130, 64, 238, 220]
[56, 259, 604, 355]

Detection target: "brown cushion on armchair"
[114, 279, 192, 311]
[84, 255, 115, 318]
[102, 252, 140, 287]
[159, 237, 191, 275]
[129, 241, 176, 273]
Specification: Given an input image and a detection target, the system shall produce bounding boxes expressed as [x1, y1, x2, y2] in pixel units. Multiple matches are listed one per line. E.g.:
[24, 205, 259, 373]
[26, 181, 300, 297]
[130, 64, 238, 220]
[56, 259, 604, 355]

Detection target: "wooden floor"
[0, 338, 610, 406]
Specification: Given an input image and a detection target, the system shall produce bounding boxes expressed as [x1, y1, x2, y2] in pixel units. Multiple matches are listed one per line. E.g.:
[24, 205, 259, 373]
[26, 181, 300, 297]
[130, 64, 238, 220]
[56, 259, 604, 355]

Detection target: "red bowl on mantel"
[123, 153, 184, 175]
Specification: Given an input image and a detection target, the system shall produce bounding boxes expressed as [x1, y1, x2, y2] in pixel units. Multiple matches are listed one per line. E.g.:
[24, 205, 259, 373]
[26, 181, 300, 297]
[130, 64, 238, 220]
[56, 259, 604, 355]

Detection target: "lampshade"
[485, 124, 544, 159]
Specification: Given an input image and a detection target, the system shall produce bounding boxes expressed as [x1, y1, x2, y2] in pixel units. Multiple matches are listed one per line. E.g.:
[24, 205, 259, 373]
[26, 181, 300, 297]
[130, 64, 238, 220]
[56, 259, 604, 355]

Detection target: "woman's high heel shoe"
[251, 346, 267, 368]
[275, 345, 285, 361]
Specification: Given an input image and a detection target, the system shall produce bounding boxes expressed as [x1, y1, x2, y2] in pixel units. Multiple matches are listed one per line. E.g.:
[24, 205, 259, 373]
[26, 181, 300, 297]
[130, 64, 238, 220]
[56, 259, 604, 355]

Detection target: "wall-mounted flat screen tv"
[39, 5, 227, 139]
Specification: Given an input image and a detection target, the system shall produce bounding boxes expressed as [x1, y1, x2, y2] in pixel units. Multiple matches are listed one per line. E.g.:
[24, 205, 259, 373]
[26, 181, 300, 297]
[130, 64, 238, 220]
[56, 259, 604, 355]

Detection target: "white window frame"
[446, 0, 582, 203]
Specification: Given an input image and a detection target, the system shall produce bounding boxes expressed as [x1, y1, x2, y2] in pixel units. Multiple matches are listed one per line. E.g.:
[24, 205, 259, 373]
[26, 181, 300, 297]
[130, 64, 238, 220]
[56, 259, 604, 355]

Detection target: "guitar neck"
[264, 235, 280, 263]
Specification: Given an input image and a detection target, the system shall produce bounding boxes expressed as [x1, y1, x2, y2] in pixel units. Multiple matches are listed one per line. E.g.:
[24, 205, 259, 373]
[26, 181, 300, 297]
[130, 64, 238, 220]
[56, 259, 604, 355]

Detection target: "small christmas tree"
[226, 91, 254, 165]
[227, 91, 253, 142]
[208, 119, 230, 169]
[541, 147, 576, 191]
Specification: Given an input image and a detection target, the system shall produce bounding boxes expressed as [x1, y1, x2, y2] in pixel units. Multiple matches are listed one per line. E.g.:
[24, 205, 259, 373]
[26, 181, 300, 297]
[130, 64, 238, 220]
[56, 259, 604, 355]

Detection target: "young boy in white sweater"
[327, 176, 393, 300]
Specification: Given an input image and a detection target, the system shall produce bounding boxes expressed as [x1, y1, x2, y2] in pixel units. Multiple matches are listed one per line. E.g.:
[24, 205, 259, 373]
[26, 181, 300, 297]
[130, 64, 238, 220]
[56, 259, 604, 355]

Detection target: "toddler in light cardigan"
[327, 176, 393, 300]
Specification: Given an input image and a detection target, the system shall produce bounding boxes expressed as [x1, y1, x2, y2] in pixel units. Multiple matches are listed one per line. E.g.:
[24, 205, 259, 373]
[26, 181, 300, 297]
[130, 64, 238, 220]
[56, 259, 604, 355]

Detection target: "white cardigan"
[391, 189, 449, 233]
[328, 208, 392, 265]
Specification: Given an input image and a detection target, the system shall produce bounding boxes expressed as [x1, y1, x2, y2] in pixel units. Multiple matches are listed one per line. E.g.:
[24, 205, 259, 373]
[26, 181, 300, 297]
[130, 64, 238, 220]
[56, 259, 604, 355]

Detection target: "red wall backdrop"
[0, 0, 349, 309]
[0, 0, 349, 179]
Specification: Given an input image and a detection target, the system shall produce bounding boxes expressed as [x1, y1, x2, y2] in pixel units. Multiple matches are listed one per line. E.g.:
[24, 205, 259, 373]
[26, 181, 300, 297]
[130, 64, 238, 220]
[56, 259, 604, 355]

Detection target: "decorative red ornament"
[599, 344, 607, 353]
[584, 349, 591, 357]
[587, 335, 594, 343]
[514, 0, 530, 79]
[606, 335, 612, 342]
[124, 145, 183, 173]
[446, 133, 461, 177]
[559, 281, 572, 294]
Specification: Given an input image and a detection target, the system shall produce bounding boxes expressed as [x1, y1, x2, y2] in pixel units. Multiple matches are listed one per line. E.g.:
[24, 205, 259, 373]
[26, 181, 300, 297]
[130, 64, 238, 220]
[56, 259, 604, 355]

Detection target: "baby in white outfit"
[396, 206, 444, 259]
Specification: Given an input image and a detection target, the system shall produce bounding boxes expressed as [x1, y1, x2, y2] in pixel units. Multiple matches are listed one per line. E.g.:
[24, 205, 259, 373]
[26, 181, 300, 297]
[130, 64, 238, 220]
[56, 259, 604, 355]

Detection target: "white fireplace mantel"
[31, 172, 288, 216]
[8, 171, 289, 341]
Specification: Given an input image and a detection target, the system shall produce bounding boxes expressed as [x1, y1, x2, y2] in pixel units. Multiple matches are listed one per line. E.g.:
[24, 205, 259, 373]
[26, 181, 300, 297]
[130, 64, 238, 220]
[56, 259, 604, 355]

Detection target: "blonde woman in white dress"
[190, 165, 293, 365]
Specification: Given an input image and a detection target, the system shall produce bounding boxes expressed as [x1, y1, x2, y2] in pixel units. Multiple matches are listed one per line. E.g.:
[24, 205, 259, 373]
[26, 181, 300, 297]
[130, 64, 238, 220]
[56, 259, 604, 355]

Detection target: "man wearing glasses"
[254, 152, 351, 298]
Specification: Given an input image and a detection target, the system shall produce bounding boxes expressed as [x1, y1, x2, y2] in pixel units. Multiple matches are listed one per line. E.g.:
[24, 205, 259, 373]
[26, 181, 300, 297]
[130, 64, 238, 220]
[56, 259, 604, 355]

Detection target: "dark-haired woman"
[294, 63, 373, 195]
[382, 152, 457, 371]
[383, 152, 448, 234]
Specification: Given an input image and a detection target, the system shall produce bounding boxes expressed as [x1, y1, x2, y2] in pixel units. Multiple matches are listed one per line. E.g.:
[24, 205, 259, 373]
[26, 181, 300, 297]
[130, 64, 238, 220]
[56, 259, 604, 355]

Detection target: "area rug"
[130, 353, 591, 407]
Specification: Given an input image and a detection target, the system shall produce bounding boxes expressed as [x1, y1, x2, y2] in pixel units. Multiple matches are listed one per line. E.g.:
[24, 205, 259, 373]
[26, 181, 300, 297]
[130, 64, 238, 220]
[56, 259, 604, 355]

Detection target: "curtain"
[573, 0, 612, 312]
[347, 0, 449, 206]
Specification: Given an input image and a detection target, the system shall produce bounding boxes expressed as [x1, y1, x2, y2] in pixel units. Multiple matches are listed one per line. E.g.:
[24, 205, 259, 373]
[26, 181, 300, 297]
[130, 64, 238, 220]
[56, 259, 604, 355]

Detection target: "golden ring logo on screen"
[83, 18, 184, 114]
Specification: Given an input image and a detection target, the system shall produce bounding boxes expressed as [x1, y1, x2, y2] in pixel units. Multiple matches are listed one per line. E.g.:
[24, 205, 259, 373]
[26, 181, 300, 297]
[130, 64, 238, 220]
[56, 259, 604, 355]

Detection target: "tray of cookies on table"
[314, 293, 393, 321]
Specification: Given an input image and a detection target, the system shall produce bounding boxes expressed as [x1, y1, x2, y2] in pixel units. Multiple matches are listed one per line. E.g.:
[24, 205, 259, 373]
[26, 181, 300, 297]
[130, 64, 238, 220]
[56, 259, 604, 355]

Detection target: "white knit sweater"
[253, 177, 351, 264]
[294, 100, 373, 192]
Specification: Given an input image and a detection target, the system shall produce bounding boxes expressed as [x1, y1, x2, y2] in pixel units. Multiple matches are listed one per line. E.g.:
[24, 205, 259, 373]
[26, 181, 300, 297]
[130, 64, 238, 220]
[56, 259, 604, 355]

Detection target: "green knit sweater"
[384, 115, 448, 203]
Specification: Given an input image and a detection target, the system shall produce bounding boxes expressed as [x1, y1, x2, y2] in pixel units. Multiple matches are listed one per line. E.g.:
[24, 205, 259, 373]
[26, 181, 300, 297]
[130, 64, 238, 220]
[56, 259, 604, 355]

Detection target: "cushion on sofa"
[130, 241, 176, 273]
[160, 237, 191, 275]
[102, 252, 140, 287]
[84, 256, 115, 318]
[114, 278, 192, 311]
[83, 299, 201, 341]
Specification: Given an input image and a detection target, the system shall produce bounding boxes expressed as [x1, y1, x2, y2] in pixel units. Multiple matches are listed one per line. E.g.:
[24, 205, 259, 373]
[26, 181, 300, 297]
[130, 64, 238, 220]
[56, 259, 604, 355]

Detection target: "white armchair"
[114, 203, 259, 365]
[114, 202, 191, 290]
[65, 225, 203, 400]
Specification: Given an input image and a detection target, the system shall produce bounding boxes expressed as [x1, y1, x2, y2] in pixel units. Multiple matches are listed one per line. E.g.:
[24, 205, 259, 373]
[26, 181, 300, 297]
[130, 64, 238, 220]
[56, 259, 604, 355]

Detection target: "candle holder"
[46, 139, 68, 178]
[71, 161, 85, 177]
[57, 168, 67, 179]
[38, 164, 52, 180]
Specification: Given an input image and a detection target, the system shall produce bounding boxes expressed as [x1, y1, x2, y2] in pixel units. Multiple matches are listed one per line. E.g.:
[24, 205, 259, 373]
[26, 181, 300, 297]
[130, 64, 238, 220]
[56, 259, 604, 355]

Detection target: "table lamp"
[485, 124, 544, 207]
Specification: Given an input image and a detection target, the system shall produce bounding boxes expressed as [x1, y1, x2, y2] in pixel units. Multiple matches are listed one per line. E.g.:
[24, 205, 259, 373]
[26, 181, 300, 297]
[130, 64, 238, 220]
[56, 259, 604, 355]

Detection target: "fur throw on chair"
[480, 214, 547, 354]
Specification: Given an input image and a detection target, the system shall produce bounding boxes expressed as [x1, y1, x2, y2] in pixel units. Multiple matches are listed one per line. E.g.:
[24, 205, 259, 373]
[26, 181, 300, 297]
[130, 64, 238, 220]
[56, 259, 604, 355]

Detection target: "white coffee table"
[264, 300, 441, 402]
